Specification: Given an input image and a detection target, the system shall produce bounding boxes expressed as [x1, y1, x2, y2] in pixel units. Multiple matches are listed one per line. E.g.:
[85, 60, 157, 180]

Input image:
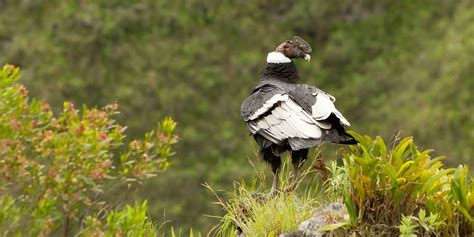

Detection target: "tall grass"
[208, 155, 324, 237]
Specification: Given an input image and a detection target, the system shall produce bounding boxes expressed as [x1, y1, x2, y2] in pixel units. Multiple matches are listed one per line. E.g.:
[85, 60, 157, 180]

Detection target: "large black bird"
[241, 36, 356, 196]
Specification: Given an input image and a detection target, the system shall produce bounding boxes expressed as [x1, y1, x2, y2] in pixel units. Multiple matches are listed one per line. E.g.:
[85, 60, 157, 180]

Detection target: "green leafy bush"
[81, 201, 157, 236]
[0, 65, 177, 236]
[450, 165, 474, 234]
[341, 131, 473, 235]
[398, 209, 444, 235]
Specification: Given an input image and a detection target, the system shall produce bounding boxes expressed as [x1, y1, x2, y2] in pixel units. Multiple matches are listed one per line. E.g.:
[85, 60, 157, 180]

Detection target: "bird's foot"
[265, 188, 278, 198]
[250, 192, 267, 200]
[251, 189, 279, 200]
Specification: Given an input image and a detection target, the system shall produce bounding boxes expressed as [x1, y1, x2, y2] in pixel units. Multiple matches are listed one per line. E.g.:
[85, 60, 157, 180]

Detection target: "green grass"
[208, 155, 325, 237]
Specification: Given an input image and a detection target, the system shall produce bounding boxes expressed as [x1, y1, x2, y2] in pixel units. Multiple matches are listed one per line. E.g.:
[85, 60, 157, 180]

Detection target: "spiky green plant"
[398, 209, 445, 236]
[450, 165, 473, 233]
[342, 132, 454, 228]
[341, 131, 472, 235]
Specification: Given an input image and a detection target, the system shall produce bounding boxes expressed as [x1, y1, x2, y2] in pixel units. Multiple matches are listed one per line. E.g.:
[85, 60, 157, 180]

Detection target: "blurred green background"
[1, 0, 473, 233]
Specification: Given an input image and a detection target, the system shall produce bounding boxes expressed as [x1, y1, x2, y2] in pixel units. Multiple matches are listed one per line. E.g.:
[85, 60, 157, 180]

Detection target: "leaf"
[381, 164, 399, 189]
[376, 136, 387, 158]
[456, 206, 473, 223]
[397, 161, 415, 177]
[344, 190, 358, 225]
[452, 165, 469, 208]
[423, 168, 454, 193]
[393, 137, 413, 168]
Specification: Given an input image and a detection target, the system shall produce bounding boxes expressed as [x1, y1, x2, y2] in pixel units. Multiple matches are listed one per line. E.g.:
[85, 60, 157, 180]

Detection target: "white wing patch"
[248, 96, 324, 144]
[312, 93, 351, 126]
[249, 94, 288, 120]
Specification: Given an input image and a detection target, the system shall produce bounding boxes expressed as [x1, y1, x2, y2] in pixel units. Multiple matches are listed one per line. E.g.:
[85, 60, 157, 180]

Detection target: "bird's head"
[275, 36, 312, 62]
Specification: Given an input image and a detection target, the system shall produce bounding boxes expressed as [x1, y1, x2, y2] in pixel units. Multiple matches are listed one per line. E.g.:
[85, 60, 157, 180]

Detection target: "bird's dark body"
[241, 61, 356, 171]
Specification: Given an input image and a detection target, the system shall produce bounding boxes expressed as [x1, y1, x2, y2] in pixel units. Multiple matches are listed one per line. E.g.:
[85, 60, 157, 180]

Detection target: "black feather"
[261, 62, 299, 83]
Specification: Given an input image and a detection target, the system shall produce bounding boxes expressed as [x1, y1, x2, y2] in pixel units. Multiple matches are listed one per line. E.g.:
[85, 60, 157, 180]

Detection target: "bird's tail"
[323, 114, 358, 145]
[324, 129, 358, 145]
[336, 133, 358, 144]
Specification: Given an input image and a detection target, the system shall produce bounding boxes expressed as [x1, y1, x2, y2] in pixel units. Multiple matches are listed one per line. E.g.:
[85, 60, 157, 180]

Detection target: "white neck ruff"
[266, 52, 291, 63]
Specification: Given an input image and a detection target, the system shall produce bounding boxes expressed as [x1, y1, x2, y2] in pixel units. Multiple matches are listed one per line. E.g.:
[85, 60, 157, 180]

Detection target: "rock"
[279, 231, 305, 237]
[280, 202, 348, 237]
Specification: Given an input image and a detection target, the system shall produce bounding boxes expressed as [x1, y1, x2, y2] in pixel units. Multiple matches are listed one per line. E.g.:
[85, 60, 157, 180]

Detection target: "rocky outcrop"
[280, 202, 348, 237]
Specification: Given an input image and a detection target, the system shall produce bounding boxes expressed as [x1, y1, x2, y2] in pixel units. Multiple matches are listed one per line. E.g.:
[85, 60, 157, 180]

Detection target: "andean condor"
[240, 36, 356, 197]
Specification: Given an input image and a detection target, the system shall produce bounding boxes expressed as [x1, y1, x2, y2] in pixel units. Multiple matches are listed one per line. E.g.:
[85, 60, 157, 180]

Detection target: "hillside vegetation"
[1, 0, 473, 232]
[215, 132, 473, 236]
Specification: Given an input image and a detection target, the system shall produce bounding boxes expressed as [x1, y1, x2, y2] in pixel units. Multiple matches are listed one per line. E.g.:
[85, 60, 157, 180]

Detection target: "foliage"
[341, 131, 472, 235]
[398, 210, 444, 236]
[450, 165, 474, 233]
[398, 215, 417, 237]
[81, 201, 157, 237]
[341, 132, 453, 227]
[0, 65, 177, 236]
[0, 195, 21, 236]
[324, 160, 347, 203]
[1, 0, 473, 232]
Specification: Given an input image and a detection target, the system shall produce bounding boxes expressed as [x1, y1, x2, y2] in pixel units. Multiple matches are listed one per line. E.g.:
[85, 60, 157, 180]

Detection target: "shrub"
[341, 131, 473, 235]
[80, 201, 157, 237]
[0, 64, 177, 236]
[450, 165, 474, 234]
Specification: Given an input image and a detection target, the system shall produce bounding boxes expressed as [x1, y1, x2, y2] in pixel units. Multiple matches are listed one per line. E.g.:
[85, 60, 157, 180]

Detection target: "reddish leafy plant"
[0, 65, 177, 236]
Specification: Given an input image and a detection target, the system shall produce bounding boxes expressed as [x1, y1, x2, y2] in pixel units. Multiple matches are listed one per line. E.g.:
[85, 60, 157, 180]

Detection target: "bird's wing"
[288, 84, 351, 126]
[241, 85, 286, 122]
[311, 92, 350, 126]
[246, 93, 326, 144]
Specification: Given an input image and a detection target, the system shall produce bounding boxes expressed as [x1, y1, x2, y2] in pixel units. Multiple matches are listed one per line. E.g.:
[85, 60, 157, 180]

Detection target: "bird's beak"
[304, 54, 311, 62]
